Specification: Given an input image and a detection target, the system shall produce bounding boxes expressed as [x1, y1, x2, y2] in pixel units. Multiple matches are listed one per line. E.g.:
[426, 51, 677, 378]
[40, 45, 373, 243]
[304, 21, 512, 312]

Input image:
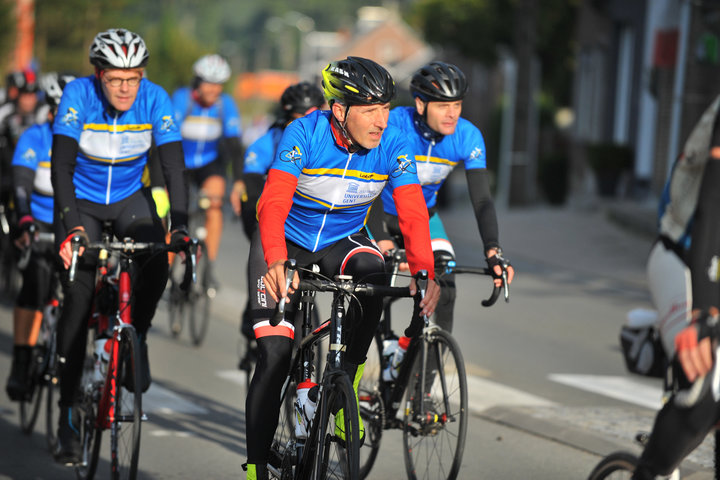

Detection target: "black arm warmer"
[688, 158, 720, 310]
[157, 141, 189, 229]
[146, 145, 166, 188]
[50, 133, 81, 229]
[12, 165, 34, 219]
[466, 169, 500, 252]
[366, 195, 392, 242]
[243, 173, 265, 203]
[224, 136, 245, 182]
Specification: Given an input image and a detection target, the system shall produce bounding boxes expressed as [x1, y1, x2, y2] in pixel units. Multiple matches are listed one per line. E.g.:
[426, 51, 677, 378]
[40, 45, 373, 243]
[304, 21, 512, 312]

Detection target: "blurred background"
[3, 0, 720, 211]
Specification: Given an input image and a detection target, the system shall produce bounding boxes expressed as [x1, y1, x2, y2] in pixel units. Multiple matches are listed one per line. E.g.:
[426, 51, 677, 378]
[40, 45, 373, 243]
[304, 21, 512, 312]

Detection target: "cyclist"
[368, 61, 514, 337]
[172, 54, 243, 285]
[50, 28, 189, 464]
[4, 72, 73, 401]
[231, 81, 325, 355]
[630, 94, 720, 479]
[242, 56, 441, 480]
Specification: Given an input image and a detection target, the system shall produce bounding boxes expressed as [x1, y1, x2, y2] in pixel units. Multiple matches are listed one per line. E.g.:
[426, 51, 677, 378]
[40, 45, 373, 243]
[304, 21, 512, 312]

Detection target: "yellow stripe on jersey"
[295, 190, 375, 209]
[38, 161, 51, 168]
[301, 168, 388, 182]
[416, 155, 457, 166]
[83, 153, 144, 163]
[83, 123, 153, 132]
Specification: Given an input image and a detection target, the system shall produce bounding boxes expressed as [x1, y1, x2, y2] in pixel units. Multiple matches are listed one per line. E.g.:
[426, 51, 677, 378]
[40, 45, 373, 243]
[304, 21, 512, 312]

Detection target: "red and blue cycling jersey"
[171, 87, 242, 169]
[53, 75, 181, 205]
[380, 106, 487, 214]
[11, 122, 53, 224]
[263, 110, 420, 252]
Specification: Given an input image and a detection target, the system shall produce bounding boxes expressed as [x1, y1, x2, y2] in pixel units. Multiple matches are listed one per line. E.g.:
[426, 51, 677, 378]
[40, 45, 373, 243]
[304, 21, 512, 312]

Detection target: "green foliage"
[0, 0, 15, 72]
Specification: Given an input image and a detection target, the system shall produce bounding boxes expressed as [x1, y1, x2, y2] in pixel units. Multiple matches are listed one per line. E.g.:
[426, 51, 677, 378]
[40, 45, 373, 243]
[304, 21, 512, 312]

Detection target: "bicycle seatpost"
[271, 259, 297, 326]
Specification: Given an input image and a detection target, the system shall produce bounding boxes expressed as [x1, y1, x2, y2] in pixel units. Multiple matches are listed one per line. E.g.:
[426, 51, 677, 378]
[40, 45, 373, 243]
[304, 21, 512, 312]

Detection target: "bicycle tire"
[76, 357, 102, 480]
[357, 334, 384, 479]
[111, 326, 142, 480]
[307, 372, 360, 480]
[167, 257, 185, 338]
[268, 378, 298, 479]
[45, 326, 60, 452]
[19, 346, 47, 434]
[402, 328, 468, 480]
[586, 451, 638, 479]
[189, 241, 212, 346]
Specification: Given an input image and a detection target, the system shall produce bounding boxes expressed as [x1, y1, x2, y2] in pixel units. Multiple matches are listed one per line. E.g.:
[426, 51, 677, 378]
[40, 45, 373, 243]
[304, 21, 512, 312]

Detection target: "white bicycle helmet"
[89, 28, 149, 69]
[193, 54, 231, 84]
[40, 72, 76, 108]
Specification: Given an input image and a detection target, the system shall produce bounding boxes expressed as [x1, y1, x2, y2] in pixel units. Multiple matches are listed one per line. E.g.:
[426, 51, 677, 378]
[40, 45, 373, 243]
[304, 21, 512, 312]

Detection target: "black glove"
[486, 251, 511, 279]
[169, 226, 191, 252]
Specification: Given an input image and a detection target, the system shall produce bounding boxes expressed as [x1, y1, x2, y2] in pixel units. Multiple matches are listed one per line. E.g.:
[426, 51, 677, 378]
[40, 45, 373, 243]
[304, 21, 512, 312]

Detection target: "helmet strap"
[330, 106, 360, 153]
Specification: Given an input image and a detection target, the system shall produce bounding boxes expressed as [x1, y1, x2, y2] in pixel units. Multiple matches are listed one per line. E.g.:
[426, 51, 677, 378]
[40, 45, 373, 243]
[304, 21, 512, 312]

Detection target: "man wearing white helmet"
[172, 54, 243, 285]
[50, 28, 190, 464]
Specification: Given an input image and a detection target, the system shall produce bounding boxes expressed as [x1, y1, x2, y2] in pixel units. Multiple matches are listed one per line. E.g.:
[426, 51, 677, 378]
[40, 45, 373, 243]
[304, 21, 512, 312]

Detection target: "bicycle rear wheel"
[111, 326, 142, 480]
[76, 356, 102, 480]
[19, 345, 47, 434]
[357, 334, 384, 479]
[402, 328, 468, 480]
[306, 373, 360, 480]
[188, 241, 212, 346]
[268, 378, 298, 479]
[586, 451, 638, 479]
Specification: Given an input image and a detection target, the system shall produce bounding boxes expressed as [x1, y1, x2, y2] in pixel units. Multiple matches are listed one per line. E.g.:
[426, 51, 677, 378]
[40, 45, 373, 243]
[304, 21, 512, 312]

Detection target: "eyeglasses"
[103, 76, 142, 87]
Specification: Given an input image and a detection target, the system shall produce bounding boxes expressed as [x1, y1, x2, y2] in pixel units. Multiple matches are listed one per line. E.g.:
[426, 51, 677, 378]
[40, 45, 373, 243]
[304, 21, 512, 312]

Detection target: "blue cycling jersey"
[244, 125, 283, 175]
[380, 106, 486, 215]
[271, 110, 418, 252]
[11, 122, 53, 224]
[171, 87, 242, 169]
[53, 75, 181, 205]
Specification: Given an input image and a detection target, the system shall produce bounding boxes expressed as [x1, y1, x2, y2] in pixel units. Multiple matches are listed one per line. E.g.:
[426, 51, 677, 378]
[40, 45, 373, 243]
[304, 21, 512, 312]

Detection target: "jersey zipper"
[194, 108, 207, 168]
[105, 112, 118, 204]
[313, 151, 352, 251]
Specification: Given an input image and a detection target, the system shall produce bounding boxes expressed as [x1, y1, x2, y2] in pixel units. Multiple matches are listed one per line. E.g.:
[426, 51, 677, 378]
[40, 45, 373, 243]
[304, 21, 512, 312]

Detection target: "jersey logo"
[469, 146, 483, 160]
[60, 107, 79, 127]
[390, 154, 416, 178]
[280, 146, 303, 165]
[21, 148, 37, 162]
[160, 115, 176, 133]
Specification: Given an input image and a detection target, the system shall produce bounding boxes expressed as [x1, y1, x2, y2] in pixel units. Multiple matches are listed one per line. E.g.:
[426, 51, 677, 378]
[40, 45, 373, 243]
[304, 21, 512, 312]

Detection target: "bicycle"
[167, 189, 214, 346]
[14, 229, 62, 453]
[587, 432, 685, 479]
[266, 260, 429, 480]
[67, 230, 197, 479]
[357, 248, 509, 480]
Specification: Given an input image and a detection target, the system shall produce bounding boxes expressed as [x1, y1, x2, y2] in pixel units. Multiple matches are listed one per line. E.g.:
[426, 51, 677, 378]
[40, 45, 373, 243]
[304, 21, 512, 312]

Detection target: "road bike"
[167, 189, 214, 346]
[68, 230, 197, 480]
[358, 249, 510, 480]
[14, 229, 62, 453]
[266, 260, 429, 479]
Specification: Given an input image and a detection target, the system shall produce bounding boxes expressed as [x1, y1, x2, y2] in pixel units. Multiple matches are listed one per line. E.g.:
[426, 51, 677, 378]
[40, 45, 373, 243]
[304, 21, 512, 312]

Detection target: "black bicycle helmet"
[89, 28, 149, 70]
[410, 62, 468, 102]
[321, 56, 395, 106]
[281, 81, 324, 115]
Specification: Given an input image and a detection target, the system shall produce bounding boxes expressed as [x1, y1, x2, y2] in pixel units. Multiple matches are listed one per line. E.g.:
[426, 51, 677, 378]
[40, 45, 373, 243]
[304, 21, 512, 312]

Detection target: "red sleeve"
[258, 168, 298, 266]
[392, 184, 435, 280]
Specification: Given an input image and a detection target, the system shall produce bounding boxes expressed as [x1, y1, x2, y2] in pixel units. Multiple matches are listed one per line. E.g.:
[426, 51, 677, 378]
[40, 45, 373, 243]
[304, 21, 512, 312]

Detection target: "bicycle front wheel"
[112, 326, 142, 480]
[188, 241, 212, 346]
[357, 334, 384, 479]
[306, 372, 360, 480]
[167, 258, 185, 338]
[76, 354, 102, 480]
[402, 328, 468, 480]
[19, 346, 47, 434]
[587, 451, 638, 479]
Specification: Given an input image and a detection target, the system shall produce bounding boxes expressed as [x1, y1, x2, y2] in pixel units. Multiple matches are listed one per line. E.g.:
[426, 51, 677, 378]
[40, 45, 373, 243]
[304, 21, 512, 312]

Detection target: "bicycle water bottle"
[294, 380, 319, 439]
[383, 336, 411, 382]
[93, 337, 111, 383]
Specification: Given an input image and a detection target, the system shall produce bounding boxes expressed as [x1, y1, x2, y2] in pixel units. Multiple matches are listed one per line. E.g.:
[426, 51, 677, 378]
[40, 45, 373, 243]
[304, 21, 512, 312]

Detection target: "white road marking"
[149, 430, 195, 438]
[143, 384, 208, 414]
[548, 374, 663, 410]
[466, 375, 557, 413]
[217, 369, 246, 385]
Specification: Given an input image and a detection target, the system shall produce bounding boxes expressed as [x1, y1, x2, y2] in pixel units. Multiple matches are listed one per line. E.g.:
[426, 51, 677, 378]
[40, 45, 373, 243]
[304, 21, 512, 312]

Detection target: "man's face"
[416, 98, 462, 136]
[16, 91, 38, 114]
[334, 102, 390, 150]
[100, 68, 144, 112]
[196, 81, 223, 106]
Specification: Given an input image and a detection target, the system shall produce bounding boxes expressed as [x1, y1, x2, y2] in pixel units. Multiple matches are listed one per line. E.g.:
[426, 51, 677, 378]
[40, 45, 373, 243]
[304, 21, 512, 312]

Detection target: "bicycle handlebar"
[17, 224, 55, 271]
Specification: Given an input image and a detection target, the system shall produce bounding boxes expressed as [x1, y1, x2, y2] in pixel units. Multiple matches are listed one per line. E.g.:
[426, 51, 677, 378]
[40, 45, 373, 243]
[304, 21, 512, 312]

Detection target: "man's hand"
[263, 259, 299, 304]
[59, 226, 88, 269]
[409, 277, 441, 317]
[168, 226, 191, 253]
[675, 309, 719, 382]
[230, 180, 246, 216]
[376, 239, 409, 271]
[14, 215, 35, 249]
[487, 248, 514, 288]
